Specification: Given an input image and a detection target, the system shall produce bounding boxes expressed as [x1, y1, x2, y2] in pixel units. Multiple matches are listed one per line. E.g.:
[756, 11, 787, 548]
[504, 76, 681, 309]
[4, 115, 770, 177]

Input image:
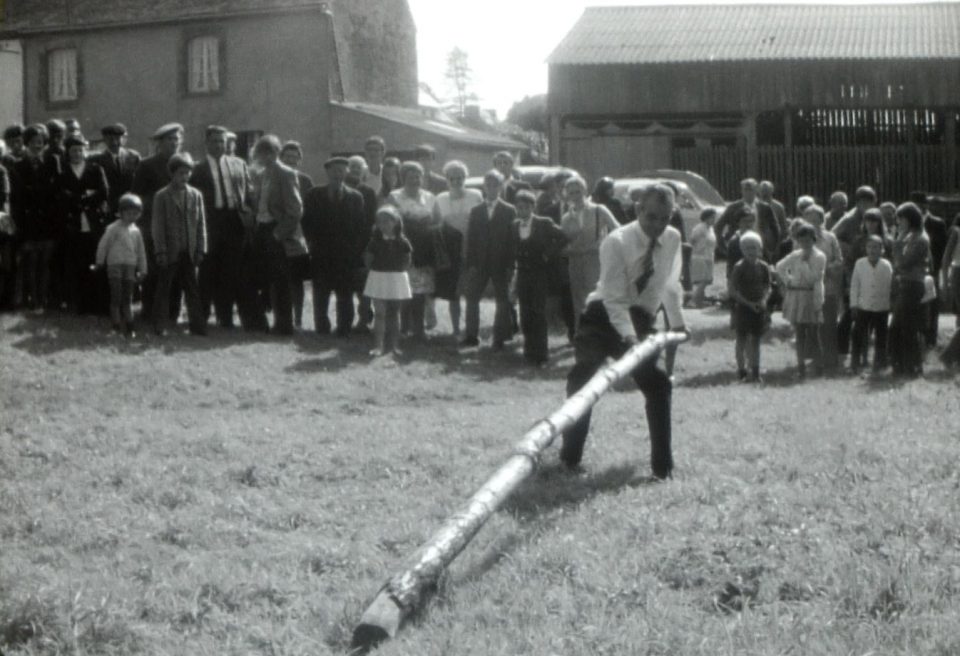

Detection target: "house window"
[187, 36, 221, 94]
[48, 48, 78, 103]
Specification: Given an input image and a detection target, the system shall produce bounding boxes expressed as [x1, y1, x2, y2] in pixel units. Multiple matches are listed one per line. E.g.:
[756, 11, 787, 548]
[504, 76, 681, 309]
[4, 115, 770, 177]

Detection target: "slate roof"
[333, 101, 526, 150]
[0, 0, 323, 34]
[547, 3, 960, 65]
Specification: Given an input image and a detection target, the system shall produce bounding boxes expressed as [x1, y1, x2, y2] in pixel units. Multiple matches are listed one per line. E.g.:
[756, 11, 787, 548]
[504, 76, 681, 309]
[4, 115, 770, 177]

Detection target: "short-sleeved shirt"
[730, 258, 771, 303]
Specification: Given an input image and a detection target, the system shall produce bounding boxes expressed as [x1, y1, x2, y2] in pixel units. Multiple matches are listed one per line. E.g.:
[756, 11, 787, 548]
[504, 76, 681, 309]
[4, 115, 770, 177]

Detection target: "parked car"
[465, 165, 577, 193]
[613, 169, 726, 238]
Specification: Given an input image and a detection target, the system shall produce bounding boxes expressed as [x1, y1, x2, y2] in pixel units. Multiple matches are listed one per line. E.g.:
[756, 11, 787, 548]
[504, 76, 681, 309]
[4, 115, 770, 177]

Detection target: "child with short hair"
[689, 207, 718, 307]
[849, 235, 892, 374]
[776, 222, 827, 378]
[363, 206, 412, 356]
[93, 193, 147, 335]
[725, 209, 757, 280]
[729, 231, 771, 382]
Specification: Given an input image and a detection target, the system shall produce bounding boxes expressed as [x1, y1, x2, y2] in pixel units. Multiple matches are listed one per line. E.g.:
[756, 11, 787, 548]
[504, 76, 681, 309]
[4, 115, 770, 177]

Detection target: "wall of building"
[332, 0, 417, 107]
[549, 60, 960, 115]
[21, 11, 333, 181]
[0, 40, 24, 128]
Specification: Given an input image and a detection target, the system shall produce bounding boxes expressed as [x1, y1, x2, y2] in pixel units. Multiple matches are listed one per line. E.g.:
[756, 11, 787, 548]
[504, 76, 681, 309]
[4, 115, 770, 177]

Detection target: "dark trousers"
[889, 279, 925, 375]
[64, 232, 107, 315]
[517, 270, 550, 364]
[251, 223, 293, 334]
[199, 210, 246, 327]
[837, 293, 854, 356]
[465, 269, 512, 344]
[562, 301, 673, 478]
[851, 309, 889, 370]
[312, 267, 357, 335]
[153, 252, 203, 332]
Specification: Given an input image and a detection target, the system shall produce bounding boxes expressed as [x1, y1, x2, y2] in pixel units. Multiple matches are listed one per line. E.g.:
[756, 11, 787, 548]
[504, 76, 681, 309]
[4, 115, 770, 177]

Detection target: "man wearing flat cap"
[131, 122, 184, 319]
[190, 125, 254, 329]
[91, 123, 141, 217]
[301, 156, 366, 336]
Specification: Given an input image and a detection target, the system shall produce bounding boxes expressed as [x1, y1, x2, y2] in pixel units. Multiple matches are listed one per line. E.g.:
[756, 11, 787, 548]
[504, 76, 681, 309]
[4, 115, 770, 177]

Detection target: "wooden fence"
[673, 145, 958, 210]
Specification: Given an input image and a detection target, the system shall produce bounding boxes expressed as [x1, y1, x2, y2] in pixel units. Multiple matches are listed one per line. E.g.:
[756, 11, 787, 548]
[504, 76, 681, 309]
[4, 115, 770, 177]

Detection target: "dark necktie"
[635, 239, 658, 295]
[217, 158, 231, 210]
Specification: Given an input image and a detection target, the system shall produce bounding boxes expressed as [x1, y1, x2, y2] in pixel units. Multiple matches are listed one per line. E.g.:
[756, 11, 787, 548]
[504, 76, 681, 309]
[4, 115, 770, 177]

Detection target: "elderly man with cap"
[131, 122, 183, 319]
[301, 156, 366, 336]
[152, 153, 206, 336]
[832, 184, 877, 358]
[55, 133, 110, 314]
[414, 144, 449, 196]
[91, 123, 141, 217]
[2, 125, 25, 169]
[248, 134, 303, 336]
[910, 190, 948, 347]
[190, 125, 254, 329]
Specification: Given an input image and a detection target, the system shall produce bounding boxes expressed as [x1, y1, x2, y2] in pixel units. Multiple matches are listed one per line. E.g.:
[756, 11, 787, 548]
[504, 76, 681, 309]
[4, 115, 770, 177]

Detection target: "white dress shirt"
[587, 222, 684, 338]
[850, 256, 893, 312]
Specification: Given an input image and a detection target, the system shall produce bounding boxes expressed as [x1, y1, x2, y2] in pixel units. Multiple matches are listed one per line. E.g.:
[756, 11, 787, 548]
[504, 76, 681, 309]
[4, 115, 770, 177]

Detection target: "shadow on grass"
[501, 463, 660, 522]
[5, 311, 270, 356]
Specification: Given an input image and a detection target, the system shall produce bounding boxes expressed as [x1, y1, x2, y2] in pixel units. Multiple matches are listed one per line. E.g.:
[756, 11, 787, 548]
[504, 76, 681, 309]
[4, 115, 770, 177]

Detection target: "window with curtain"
[48, 49, 78, 102]
[188, 36, 220, 94]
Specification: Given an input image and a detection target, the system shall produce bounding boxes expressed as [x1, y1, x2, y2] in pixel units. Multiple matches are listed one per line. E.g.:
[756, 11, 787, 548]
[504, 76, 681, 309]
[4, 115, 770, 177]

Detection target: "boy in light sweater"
[849, 235, 892, 374]
[94, 193, 148, 335]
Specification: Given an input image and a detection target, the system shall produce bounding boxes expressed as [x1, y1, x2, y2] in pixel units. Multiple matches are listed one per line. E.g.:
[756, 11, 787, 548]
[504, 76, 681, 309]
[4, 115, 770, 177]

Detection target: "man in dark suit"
[43, 119, 67, 179]
[302, 157, 366, 336]
[280, 141, 315, 329]
[415, 144, 449, 195]
[715, 178, 779, 262]
[131, 122, 184, 320]
[190, 125, 254, 328]
[248, 135, 303, 335]
[346, 155, 378, 330]
[758, 180, 788, 241]
[493, 150, 532, 205]
[91, 123, 141, 217]
[911, 191, 948, 347]
[461, 169, 517, 349]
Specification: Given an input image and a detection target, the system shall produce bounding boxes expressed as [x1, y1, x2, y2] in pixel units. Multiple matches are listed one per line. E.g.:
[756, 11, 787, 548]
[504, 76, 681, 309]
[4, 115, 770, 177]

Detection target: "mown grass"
[1, 299, 958, 656]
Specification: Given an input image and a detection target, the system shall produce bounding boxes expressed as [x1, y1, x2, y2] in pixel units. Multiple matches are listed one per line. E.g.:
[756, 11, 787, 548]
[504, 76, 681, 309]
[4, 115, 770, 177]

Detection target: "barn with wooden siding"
[547, 3, 960, 206]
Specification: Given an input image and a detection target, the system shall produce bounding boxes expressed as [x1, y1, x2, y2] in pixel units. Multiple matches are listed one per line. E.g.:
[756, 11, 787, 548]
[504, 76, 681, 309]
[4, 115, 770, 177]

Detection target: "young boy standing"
[94, 193, 148, 335]
[729, 231, 771, 382]
[850, 235, 893, 374]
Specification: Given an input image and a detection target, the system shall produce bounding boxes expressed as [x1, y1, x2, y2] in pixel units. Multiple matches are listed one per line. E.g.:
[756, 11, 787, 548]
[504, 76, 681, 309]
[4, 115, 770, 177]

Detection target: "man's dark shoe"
[459, 337, 479, 347]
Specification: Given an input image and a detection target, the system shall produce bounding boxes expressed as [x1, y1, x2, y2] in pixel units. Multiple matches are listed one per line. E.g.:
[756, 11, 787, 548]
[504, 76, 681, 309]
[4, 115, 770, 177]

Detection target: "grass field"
[1, 299, 959, 656]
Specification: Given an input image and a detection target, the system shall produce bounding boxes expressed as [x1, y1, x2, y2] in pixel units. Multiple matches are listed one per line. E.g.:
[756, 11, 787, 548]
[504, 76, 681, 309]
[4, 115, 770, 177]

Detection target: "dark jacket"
[924, 213, 948, 276]
[465, 198, 517, 277]
[513, 215, 568, 275]
[131, 153, 173, 232]
[301, 184, 367, 273]
[189, 154, 253, 243]
[152, 183, 206, 264]
[0, 162, 7, 210]
[10, 157, 56, 242]
[90, 147, 141, 215]
[346, 179, 378, 240]
[716, 199, 779, 258]
[55, 161, 109, 235]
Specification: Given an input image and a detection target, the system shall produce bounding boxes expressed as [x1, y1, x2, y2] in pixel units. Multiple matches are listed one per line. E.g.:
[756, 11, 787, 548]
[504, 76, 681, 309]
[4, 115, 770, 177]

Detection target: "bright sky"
[407, 0, 935, 119]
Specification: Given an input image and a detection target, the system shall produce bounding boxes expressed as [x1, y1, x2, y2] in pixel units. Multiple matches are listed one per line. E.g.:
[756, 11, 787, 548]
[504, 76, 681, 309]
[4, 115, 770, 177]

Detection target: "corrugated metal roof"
[0, 0, 323, 35]
[547, 3, 960, 65]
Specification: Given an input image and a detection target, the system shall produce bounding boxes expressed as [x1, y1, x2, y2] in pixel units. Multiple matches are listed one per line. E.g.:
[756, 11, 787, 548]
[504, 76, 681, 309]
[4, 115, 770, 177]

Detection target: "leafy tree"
[506, 94, 548, 134]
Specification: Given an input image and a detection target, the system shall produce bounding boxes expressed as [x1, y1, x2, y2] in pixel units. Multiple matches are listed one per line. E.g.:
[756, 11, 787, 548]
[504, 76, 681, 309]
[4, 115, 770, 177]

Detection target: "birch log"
[351, 331, 688, 651]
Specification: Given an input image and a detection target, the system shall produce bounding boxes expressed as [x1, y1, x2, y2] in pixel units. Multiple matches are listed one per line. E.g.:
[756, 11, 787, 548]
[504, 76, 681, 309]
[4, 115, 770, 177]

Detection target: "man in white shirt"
[562, 183, 687, 480]
[849, 235, 892, 373]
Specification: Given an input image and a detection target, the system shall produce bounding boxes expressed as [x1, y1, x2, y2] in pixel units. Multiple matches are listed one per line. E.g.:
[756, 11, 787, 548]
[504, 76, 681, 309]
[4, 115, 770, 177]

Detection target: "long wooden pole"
[351, 331, 689, 651]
